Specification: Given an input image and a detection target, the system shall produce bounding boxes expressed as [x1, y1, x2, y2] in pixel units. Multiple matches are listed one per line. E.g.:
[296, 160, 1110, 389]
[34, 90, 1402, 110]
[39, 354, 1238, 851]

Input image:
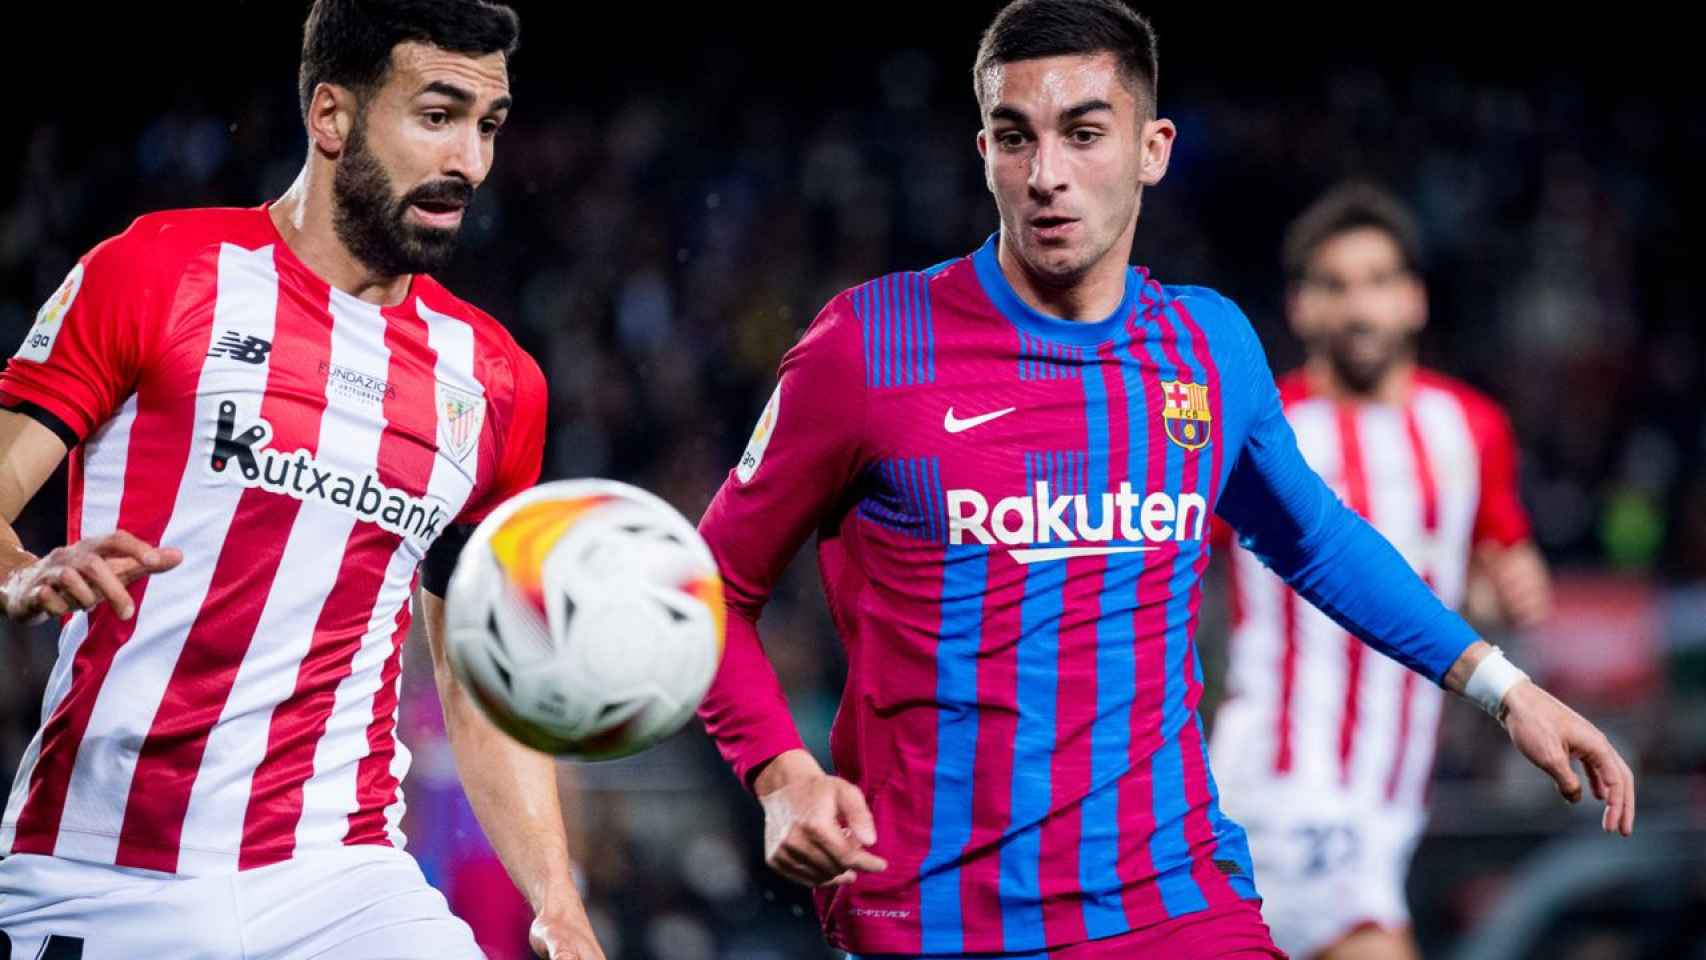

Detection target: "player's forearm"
[697, 610, 808, 788]
[437, 672, 583, 916]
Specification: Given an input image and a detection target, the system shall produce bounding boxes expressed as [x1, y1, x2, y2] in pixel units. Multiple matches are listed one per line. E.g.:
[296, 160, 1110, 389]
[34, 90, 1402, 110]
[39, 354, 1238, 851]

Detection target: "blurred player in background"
[1208, 184, 1554, 960]
[694, 1, 1628, 958]
[0, 2, 603, 958]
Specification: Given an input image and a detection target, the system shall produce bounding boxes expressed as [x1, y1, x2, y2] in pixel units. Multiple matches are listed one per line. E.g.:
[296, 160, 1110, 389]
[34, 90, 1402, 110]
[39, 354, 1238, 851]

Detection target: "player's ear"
[1407, 275, 1428, 333]
[1138, 117, 1175, 187]
[306, 82, 359, 159]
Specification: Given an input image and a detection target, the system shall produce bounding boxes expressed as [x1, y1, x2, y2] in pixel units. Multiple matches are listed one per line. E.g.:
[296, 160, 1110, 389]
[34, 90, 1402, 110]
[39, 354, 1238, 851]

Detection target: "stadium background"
[2, 3, 1702, 957]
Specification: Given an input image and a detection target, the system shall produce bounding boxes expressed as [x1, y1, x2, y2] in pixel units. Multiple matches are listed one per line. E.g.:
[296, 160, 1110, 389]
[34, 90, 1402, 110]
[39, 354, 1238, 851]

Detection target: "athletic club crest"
[1160, 379, 1212, 450]
[437, 382, 486, 465]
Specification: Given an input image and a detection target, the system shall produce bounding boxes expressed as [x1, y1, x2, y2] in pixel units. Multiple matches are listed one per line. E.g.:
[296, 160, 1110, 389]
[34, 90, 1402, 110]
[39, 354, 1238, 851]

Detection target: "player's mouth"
[408, 199, 466, 229]
[1030, 215, 1079, 242]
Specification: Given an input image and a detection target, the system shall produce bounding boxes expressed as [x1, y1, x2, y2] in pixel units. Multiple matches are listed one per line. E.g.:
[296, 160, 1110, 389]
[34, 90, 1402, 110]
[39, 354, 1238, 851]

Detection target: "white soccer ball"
[444, 479, 726, 759]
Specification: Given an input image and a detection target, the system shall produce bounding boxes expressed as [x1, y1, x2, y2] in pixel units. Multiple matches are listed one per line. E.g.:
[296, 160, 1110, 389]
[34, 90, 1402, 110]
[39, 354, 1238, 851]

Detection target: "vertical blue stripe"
[893, 274, 907, 387]
[920, 542, 990, 953]
[1003, 545, 1065, 952]
[912, 275, 926, 385]
[1197, 715, 1258, 899]
[859, 283, 873, 388]
[924, 457, 941, 541]
[928, 272, 941, 381]
[906, 457, 929, 537]
[1140, 305, 1209, 917]
[902, 274, 915, 386]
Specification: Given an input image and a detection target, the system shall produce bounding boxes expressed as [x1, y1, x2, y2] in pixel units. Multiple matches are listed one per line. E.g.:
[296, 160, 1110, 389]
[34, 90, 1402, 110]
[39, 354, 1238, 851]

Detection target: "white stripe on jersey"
[1283, 399, 1349, 789]
[1342, 405, 1419, 799]
[279, 289, 396, 854]
[1216, 384, 1488, 811]
[51, 244, 280, 864]
[0, 394, 141, 850]
[1411, 388, 1481, 607]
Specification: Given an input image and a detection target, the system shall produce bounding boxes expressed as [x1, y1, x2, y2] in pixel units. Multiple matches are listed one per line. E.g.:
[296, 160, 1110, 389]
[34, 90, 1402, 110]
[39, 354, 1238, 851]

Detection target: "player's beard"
[333, 119, 472, 279]
[1323, 321, 1413, 395]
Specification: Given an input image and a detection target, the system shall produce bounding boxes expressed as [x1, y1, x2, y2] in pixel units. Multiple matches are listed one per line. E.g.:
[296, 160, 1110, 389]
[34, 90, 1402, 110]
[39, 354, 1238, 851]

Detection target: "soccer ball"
[444, 479, 726, 759]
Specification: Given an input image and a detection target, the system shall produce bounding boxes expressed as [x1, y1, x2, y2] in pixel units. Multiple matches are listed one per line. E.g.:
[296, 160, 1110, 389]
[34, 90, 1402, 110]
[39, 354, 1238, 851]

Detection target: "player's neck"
[997, 235, 1128, 323]
[1306, 356, 1416, 406]
[268, 169, 414, 307]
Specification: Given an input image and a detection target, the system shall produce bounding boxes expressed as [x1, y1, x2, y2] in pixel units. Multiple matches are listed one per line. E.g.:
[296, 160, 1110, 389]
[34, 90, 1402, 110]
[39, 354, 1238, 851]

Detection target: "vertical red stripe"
[9, 256, 223, 856]
[1386, 405, 1440, 804]
[114, 266, 329, 871]
[1334, 403, 1373, 787]
[238, 306, 439, 868]
[1157, 304, 1237, 906]
[1113, 291, 1170, 924]
[1273, 592, 1300, 773]
[342, 303, 446, 847]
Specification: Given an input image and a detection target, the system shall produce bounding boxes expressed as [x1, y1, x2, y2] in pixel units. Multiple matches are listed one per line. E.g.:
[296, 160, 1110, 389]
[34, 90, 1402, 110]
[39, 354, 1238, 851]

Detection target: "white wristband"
[1464, 647, 1529, 719]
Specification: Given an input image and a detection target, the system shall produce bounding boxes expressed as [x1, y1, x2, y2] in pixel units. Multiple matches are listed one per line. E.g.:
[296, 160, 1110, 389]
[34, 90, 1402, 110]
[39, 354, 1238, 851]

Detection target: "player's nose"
[1028, 135, 1068, 199]
[443, 127, 490, 187]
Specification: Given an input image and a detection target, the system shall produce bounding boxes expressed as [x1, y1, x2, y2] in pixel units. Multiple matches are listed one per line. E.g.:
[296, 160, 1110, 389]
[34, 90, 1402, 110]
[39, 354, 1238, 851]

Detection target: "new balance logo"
[207, 332, 273, 364]
[208, 401, 447, 544]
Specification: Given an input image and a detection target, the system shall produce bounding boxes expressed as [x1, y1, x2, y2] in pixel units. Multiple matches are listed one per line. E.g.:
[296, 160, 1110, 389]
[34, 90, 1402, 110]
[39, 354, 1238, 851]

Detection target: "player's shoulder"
[412, 275, 545, 404]
[1159, 282, 1249, 328]
[1413, 367, 1508, 419]
[792, 257, 965, 383]
[89, 205, 274, 273]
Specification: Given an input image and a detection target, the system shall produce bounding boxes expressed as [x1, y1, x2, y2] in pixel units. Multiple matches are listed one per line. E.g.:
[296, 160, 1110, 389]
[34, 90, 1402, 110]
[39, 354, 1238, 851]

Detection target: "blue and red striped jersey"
[697, 234, 1479, 955]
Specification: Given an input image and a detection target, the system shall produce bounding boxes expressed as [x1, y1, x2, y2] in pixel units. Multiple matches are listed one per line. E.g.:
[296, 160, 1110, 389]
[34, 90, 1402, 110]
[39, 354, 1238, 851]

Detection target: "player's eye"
[479, 118, 504, 138]
[423, 110, 451, 128]
[997, 131, 1028, 150]
[1069, 128, 1103, 145]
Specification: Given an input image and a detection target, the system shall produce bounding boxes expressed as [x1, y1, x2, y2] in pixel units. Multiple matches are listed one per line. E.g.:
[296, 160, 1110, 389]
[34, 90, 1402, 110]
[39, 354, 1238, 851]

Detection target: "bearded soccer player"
[1207, 184, 1555, 960]
[694, 1, 1634, 957]
[0, 3, 604, 958]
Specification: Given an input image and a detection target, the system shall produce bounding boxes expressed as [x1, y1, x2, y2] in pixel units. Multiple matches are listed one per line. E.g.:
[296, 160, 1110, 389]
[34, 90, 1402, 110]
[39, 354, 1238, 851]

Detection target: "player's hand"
[529, 904, 606, 960]
[755, 749, 889, 887]
[1501, 679, 1635, 836]
[1, 530, 182, 622]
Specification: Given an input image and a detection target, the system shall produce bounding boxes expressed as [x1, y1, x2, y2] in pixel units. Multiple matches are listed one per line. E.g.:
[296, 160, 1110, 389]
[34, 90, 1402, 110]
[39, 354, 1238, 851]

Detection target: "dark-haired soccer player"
[1209, 183, 1553, 960]
[695, 2, 1631, 957]
[0, 3, 602, 958]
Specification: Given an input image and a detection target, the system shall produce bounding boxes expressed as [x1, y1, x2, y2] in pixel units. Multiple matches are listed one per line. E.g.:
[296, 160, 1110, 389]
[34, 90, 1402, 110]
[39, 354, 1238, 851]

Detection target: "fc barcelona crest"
[437, 382, 486, 465]
[1160, 379, 1212, 450]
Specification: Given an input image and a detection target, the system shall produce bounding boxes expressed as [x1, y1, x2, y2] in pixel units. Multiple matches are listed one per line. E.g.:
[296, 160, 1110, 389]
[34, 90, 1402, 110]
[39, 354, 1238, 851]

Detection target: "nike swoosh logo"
[944, 406, 1016, 433]
[1010, 545, 1156, 564]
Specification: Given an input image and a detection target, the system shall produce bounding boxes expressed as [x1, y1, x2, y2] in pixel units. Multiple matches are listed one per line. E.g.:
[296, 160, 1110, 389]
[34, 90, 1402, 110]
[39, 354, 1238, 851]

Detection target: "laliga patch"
[736, 384, 780, 483]
[437, 381, 486, 465]
[1160, 379, 1212, 450]
[18, 263, 83, 362]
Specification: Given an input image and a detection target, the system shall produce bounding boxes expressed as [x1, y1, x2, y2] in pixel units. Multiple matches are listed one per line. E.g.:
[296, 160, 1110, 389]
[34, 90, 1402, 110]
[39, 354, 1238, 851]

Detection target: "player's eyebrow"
[989, 105, 1030, 124]
[1062, 99, 1114, 120]
[419, 81, 512, 114]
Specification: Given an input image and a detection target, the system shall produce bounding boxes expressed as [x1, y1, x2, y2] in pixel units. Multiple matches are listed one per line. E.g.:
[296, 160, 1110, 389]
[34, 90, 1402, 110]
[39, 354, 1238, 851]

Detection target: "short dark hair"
[1283, 182, 1426, 288]
[973, 0, 1160, 117]
[298, 0, 521, 120]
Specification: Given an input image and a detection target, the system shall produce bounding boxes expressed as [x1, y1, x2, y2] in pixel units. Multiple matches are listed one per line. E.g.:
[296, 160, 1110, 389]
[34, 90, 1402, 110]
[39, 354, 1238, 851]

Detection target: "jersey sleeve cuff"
[0, 391, 84, 448]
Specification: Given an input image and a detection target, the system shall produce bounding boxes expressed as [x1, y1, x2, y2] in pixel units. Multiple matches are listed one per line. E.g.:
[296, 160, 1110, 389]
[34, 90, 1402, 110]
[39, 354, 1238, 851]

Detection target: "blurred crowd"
[2, 6, 1703, 958]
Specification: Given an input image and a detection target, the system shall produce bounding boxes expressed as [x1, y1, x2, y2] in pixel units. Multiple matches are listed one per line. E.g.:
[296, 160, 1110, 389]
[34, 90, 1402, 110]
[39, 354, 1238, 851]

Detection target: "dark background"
[2, 4, 1702, 958]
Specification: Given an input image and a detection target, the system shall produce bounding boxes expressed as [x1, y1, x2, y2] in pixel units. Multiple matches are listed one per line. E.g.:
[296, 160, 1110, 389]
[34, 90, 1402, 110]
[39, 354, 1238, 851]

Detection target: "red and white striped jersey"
[0, 206, 546, 875]
[1209, 369, 1530, 811]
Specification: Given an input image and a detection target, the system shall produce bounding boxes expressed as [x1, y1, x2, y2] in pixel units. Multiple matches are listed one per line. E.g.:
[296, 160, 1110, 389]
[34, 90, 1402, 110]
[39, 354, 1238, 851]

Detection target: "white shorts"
[0, 845, 483, 960]
[1221, 780, 1423, 959]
